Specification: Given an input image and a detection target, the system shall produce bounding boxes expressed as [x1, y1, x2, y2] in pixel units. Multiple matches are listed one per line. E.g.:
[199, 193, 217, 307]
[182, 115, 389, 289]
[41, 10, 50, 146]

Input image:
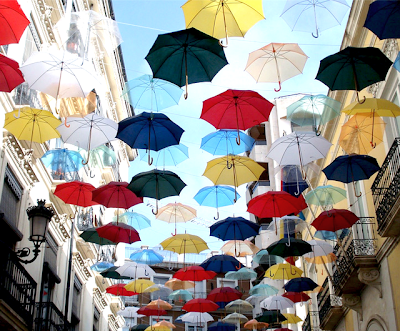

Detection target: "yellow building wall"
[344, 309, 354, 331]
[387, 243, 400, 329]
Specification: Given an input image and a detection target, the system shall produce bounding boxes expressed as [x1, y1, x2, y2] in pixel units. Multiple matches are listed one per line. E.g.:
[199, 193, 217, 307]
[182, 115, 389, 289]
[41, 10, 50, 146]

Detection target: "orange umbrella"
[244, 319, 269, 330]
[147, 299, 172, 310]
[221, 240, 260, 257]
[165, 278, 195, 291]
[153, 320, 176, 329]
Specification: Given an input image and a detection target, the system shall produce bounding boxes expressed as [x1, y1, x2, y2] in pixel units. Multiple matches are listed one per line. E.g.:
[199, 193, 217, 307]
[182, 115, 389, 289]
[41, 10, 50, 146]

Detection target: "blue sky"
[112, 0, 351, 253]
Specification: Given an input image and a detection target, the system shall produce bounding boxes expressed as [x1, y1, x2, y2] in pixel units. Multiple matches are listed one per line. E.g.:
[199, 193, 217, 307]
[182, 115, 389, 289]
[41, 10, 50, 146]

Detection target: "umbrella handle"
[152, 200, 158, 215]
[236, 132, 241, 145]
[353, 182, 362, 197]
[214, 211, 220, 220]
[312, 30, 319, 38]
[227, 161, 233, 169]
[184, 75, 188, 100]
[356, 92, 366, 104]
[274, 81, 281, 92]
[82, 152, 90, 165]
[218, 39, 228, 48]
[13, 108, 21, 119]
[89, 169, 95, 178]
[64, 117, 71, 128]
[235, 262, 242, 270]
[148, 153, 153, 166]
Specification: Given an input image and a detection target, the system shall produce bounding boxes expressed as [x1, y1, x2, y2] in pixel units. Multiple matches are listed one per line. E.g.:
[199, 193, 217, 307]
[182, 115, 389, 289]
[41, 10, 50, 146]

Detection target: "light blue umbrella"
[225, 268, 257, 280]
[112, 212, 151, 230]
[249, 283, 278, 297]
[168, 290, 193, 302]
[394, 52, 400, 73]
[253, 250, 285, 266]
[90, 261, 114, 272]
[194, 185, 239, 220]
[137, 144, 189, 167]
[314, 228, 349, 241]
[201, 129, 255, 156]
[129, 248, 164, 265]
[41, 148, 84, 175]
[121, 74, 183, 111]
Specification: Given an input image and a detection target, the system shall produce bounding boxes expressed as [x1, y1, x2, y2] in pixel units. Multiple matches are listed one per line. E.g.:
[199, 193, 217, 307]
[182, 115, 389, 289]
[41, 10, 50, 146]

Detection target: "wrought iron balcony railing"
[0, 241, 37, 329]
[35, 301, 70, 331]
[319, 294, 343, 327]
[371, 137, 400, 235]
[302, 312, 311, 331]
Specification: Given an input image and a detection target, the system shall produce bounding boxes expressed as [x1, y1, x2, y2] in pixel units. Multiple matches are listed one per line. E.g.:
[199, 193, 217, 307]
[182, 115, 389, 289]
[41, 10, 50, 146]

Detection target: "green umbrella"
[130, 325, 150, 331]
[127, 169, 187, 214]
[79, 145, 116, 177]
[249, 283, 278, 297]
[266, 238, 312, 258]
[168, 289, 193, 302]
[225, 268, 257, 280]
[100, 266, 130, 280]
[305, 185, 347, 207]
[80, 228, 117, 245]
[255, 310, 287, 324]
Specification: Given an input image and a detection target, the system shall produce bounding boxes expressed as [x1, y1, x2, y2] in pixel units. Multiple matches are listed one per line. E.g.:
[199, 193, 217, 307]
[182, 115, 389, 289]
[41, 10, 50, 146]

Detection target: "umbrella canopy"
[267, 238, 312, 258]
[143, 284, 172, 295]
[225, 268, 257, 280]
[90, 261, 114, 272]
[283, 277, 319, 292]
[249, 284, 279, 297]
[245, 43, 308, 91]
[180, 312, 214, 324]
[117, 112, 184, 165]
[41, 148, 84, 176]
[130, 249, 164, 265]
[137, 307, 167, 317]
[106, 284, 138, 296]
[131, 325, 150, 331]
[226, 299, 254, 313]
[207, 287, 242, 303]
[260, 296, 294, 310]
[0, 53, 24, 92]
[255, 310, 287, 323]
[304, 240, 334, 258]
[208, 322, 236, 331]
[281, 313, 303, 324]
[174, 266, 216, 282]
[145, 27, 228, 98]
[156, 203, 196, 227]
[311, 209, 359, 232]
[265, 263, 303, 280]
[165, 278, 195, 291]
[138, 144, 189, 167]
[266, 216, 309, 235]
[82, 145, 117, 169]
[183, 298, 219, 312]
[342, 98, 400, 118]
[200, 254, 242, 273]
[305, 253, 337, 264]
[0, 0, 30, 45]
[244, 320, 269, 330]
[121, 74, 183, 111]
[201, 129, 255, 156]
[92, 182, 143, 209]
[115, 262, 155, 279]
[160, 234, 209, 254]
[364, 0, 400, 39]
[113, 212, 151, 230]
[253, 250, 285, 266]
[281, 0, 349, 37]
[147, 299, 173, 310]
[210, 217, 260, 241]
[117, 307, 144, 319]
[316, 46, 392, 103]
[305, 185, 347, 207]
[54, 181, 98, 207]
[223, 313, 248, 324]
[152, 321, 176, 329]
[125, 279, 155, 293]
[100, 266, 130, 280]
[80, 228, 116, 245]
[96, 222, 141, 245]
[282, 292, 311, 304]
[168, 290, 193, 302]
[221, 240, 259, 257]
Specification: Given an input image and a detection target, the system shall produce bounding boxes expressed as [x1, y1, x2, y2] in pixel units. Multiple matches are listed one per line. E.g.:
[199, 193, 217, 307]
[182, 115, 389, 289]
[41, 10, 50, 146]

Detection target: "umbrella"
[281, 0, 350, 38]
[0, 0, 30, 44]
[253, 250, 285, 266]
[314, 229, 349, 241]
[156, 203, 196, 235]
[125, 279, 155, 293]
[115, 262, 155, 279]
[54, 181, 98, 208]
[283, 277, 319, 292]
[364, 0, 400, 39]
[221, 240, 259, 257]
[265, 263, 303, 280]
[118, 307, 144, 319]
[226, 299, 254, 313]
[0, 53, 24, 92]
[131, 325, 150, 331]
[210, 217, 260, 242]
[208, 322, 236, 331]
[4, 107, 61, 151]
[100, 266, 130, 280]
[281, 313, 303, 324]
[305, 253, 337, 265]
[147, 299, 172, 310]
[143, 284, 172, 295]
[199, 254, 242, 273]
[90, 261, 114, 272]
[305, 185, 347, 207]
[80, 145, 117, 171]
[145, 27, 228, 98]
[286, 94, 341, 134]
[160, 234, 209, 261]
[282, 292, 311, 304]
[183, 299, 219, 312]
[339, 113, 386, 153]
[128, 169, 187, 214]
[201, 90, 273, 143]
[57, 113, 118, 164]
[266, 216, 309, 236]
[316, 46, 392, 103]
[225, 268, 257, 280]
[113, 212, 151, 230]
[122, 74, 183, 112]
[342, 98, 400, 117]
[152, 321, 176, 329]
[267, 238, 312, 258]
[137, 307, 167, 317]
[137, 144, 189, 167]
[194, 185, 238, 220]
[80, 228, 117, 245]
[266, 131, 332, 178]
[249, 284, 279, 297]
[223, 313, 248, 324]
[311, 209, 359, 232]
[106, 284, 138, 296]
[245, 43, 308, 91]
[180, 312, 214, 324]
[279, 164, 317, 195]
[96, 222, 141, 245]
[165, 278, 195, 291]
[305, 240, 334, 259]
[168, 290, 193, 302]
[41, 148, 84, 178]
[117, 112, 184, 165]
[244, 320, 269, 330]
[203, 155, 266, 201]
[130, 249, 164, 265]
[207, 287, 242, 303]
[260, 296, 294, 310]
[173, 266, 216, 281]
[255, 311, 287, 323]
[322, 154, 380, 196]
[92, 182, 143, 209]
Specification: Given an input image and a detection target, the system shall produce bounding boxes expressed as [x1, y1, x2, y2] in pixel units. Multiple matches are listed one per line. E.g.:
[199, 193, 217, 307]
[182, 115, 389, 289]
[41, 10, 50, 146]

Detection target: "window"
[72, 275, 82, 320]
[123, 316, 137, 328]
[93, 306, 100, 331]
[150, 316, 172, 325]
[0, 166, 22, 227]
[152, 275, 171, 300]
[187, 324, 205, 331]
[44, 233, 58, 275]
[217, 278, 237, 288]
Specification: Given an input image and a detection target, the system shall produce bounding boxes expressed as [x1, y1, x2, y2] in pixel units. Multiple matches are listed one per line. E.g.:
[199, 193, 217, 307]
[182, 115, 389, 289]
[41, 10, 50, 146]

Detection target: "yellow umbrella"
[153, 321, 176, 329]
[339, 113, 386, 154]
[264, 263, 303, 280]
[305, 252, 337, 264]
[124, 279, 155, 293]
[147, 299, 172, 310]
[181, 0, 264, 46]
[342, 98, 400, 117]
[160, 234, 209, 254]
[164, 278, 195, 291]
[304, 285, 323, 294]
[203, 155, 265, 201]
[156, 203, 197, 235]
[221, 240, 259, 257]
[145, 326, 171, 331]
[281, 313, 302, 324]
[4, 107, 61, 150]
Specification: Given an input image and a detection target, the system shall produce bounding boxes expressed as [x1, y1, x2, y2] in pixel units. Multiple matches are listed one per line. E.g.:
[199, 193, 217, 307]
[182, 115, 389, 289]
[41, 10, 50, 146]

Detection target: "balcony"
[302, 311, 320, 331]
[372, 137, 400, 236]
[35, 302, 70, 331]
[0, 241, 37, 330]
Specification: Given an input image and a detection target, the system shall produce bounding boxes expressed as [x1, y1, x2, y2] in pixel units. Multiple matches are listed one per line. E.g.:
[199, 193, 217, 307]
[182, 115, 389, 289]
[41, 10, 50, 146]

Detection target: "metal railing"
[302, 313, 311, 331]
[318, 294, 342, 326]
[371, 137, 400, 229]
[0, 241, 37, 328]
[35, 301, 70, 331]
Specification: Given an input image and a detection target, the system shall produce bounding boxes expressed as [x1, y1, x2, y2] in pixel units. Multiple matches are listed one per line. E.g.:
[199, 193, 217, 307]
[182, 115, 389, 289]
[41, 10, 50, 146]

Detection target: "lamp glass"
[30, 215, 49, 243]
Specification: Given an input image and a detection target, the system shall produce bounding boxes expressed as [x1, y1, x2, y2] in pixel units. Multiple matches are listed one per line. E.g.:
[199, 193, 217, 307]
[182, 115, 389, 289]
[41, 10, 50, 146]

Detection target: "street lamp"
[16, 199, 54, 264]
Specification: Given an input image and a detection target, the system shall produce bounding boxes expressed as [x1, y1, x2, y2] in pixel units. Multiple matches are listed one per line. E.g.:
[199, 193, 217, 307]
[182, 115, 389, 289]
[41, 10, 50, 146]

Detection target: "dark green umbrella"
[255, 310, 287, 324]
[80, 228, 117, 245]
[316, 46, 392, 103]
[266, 238, 312, 258]
[127, 169, 186, 214]
[100, 266, 130, 280]
[130, 325, 150, 331]
[145, 27, 228, 99]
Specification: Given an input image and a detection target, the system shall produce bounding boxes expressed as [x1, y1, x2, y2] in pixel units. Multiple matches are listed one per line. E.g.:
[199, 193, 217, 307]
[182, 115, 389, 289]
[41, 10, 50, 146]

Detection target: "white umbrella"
[181, 312, 214, 324]
[223, 313, 248, 324]
[260, 296, 294, 310]
[266, 216, 309, 234]
[245, 295, 265, 305]
[225, 299, 254, 313]
[117, 307, 145, 319]
[115, 262, 155, 279]
[304, 240, 334, 258]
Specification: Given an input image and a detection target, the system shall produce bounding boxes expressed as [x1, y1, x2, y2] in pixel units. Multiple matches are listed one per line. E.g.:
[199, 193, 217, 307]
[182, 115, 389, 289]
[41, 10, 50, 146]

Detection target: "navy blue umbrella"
[210, 217, 260, 241]
[282, 180, 308, 197]
[200, 254, 242, 273]
[283, 277, 319, 292]
[116, 111, 184, 165]
[208, 322, 236, 331]
[364, 0, 400, 39]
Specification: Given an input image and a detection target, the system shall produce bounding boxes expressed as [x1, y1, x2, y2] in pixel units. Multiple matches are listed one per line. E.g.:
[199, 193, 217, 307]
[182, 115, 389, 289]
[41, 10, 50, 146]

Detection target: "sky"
[111, 0, 351, 253]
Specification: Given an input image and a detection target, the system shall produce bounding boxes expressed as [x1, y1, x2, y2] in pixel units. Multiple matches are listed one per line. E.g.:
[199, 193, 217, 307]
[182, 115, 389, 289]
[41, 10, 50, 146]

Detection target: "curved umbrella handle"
[184, 74, 188, 100]
[64, 117, 71, 128]
[270, 270, 274, 277]
[353, 182, 362, 197]
[285, 236, 291, 247]
[370, 141, 377, 148]
[144, 269, 149, 277]
[356, 92, 366, 104]
[312, 30, 319, 38]
[148, 152, 153, 166]
[227, 161, 233, 169]
[235, 262, 242, 270]
[218, 38, 228, 48]
[214, 211, 220, 220]
[82, 151, 90, 165]
[290, 265, 297, 275]
[274, 81, 281, 92]
[236, 131, 241, 145]
[13, 108, 21, 119]
[152, 200, 158, 215]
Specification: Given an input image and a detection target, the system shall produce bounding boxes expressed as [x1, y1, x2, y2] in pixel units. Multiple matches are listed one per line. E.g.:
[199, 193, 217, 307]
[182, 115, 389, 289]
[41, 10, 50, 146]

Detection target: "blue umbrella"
[121, 74, 183, 111]
[168, 290, 193, 302]
[225, 268, 256, 280]
[249, 284, 278, 297]
[41, 148, 84, 177]
[364, 0, 400, 40]
[282, 180, 308, 197]
[280, 165, 310, 196]
[116, 112, 184, 165]
[112, 212, 151, 230]
[200, 254, 242, 273]
[210, 217, 260, 241]
[194, 185, 239, 220]
[129, 248, 164, 265]
[208, 322, 236, 331]
[174, 315, 187, 324]
[394, 52, 400, 73]
[201, 129, 255, 156]
[314, 228, 350, 241]
[283, 277, 319, 292]
[90, 261, 114, 272]
[137, 144, 189, 167]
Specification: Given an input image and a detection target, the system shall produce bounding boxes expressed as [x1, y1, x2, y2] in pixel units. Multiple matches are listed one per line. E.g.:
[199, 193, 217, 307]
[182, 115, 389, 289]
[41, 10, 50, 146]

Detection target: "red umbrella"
[0, 1, 30, 45]
[92, 181, 143, 209]
[183, 298, 220, 312]
[311, 209, 359, 232]
[173, 266, 216, 281]
[282, 291, 311, 304]
[54, 181, 99, 207]
[106, 284, 138, 296]
[137, 307, 167, 317]
[207, 287, 242, 303]
[296, 195, 308, 211]
[96, 222, 141, 244]
[0, 53, 24, 92]
[247, 191, 303, 218]
[201, 89, 273, 144]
